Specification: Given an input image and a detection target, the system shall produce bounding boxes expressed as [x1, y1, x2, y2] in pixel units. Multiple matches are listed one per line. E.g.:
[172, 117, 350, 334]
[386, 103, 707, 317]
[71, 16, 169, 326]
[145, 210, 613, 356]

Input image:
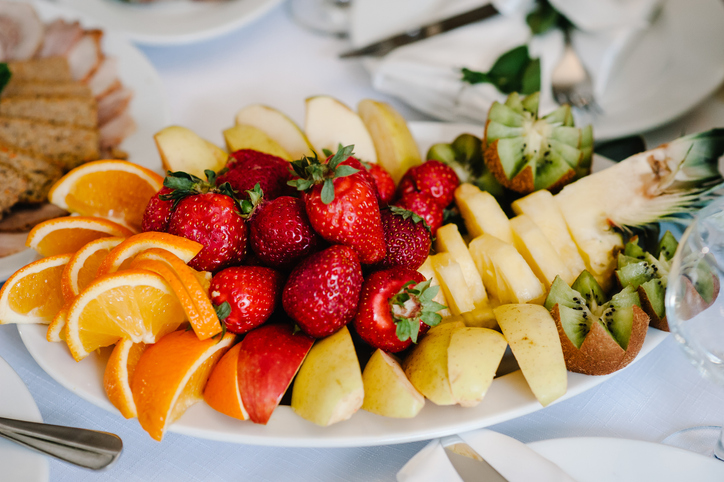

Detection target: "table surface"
[3, 1, 724, 480]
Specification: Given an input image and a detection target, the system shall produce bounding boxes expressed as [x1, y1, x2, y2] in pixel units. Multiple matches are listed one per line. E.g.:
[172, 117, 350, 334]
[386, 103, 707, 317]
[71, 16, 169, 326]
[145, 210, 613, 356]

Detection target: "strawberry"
[340, 156, 395, 206]
[249, 196, 322, 268]
[216, 149, 292, 200]
[397, 159, 459, 208]
[282, 244, 363, 338]
[395, 191, 444, 234]
[210, 266, 284, 335]
[367, 163, 396, 206]
[353, 267, 445, 352]
[164, 170, 250, 272]
[141, 186, 174, 233]
[289, 145, 386, 265]
[377, 207, 432, 270]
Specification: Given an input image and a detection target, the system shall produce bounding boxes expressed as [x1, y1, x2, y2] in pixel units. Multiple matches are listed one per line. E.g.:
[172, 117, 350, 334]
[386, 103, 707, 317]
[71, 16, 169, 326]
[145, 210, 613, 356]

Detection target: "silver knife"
[339, 3, 499, 58]
[444, 442, 508, 482]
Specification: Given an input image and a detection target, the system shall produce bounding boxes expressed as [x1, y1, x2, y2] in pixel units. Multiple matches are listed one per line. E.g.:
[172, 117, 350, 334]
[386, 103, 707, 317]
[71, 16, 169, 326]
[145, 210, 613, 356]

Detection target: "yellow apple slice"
[291, 326, 364, 426]
[357, 99, 421, 183]
[223, 124, 292, 161]
[362, 349, 424, 418]
[430, 253, 475, 315]
[435, 223, 488, 308]
[448, 327, 507, 407]
[510, 214, 573, 287]
[154, 126, 227, 178]
[235, 104, 315, 160]
[304, 95, 377, 163]
[494, 304, 567, 406]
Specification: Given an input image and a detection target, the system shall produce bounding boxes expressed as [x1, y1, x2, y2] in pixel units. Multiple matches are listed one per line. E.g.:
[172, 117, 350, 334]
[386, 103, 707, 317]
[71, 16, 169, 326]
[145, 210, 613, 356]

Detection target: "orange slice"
[48, 159, 163, 232]
[0, 254, 71, 324]
[95, 232, 203, 277]
[61, 236, 125, 302]
[130, 258, 221, 340]
[46, 306, 69, 342]
[203, 342, 248, 421]
[26, 216, 133, 257]
[132, 248, 219, 340]
[132, 329, 236, 441]
[104, 338, 147, 419]
[65, 269, 187, 361]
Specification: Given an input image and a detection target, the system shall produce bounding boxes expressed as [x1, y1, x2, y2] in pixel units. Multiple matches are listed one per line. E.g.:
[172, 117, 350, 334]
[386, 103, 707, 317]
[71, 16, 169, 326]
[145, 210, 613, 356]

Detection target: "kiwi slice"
[615, 231, 678, 331]
[544, 272, 650, 375]
[483, 91, 591, 194]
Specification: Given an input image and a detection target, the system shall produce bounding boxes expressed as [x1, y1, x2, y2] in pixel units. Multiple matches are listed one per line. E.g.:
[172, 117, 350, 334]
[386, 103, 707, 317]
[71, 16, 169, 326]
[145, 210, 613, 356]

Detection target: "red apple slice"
[237, 323, 314, 424]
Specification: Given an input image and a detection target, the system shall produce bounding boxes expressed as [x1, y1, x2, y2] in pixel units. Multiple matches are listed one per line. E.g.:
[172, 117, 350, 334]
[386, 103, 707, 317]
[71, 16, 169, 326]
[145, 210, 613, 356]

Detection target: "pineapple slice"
[468, 234, 545, 305]
[454, 183, 513, 243]
[510, 214, 573, 287]
[435, 224, 488, 308]
[511, 189, 585, 278]
[555, 129, 724, 290]
[417, 257, 452, 319]
[430, 253, 475, 315]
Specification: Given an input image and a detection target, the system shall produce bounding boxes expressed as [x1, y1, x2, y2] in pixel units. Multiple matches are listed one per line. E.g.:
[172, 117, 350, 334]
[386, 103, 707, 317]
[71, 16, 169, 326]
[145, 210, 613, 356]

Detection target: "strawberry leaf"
[389, 206, 433, 236]
[327, 144, 355, 169]
[322, 148, 333, 157]
[390, 278, 447, 342]
[215, 301, 231, 321]
[334, 165, 360, 179]
[204, 169, 217, 185]
[395, 317, 419, 343]
[321, 178, 335, 204]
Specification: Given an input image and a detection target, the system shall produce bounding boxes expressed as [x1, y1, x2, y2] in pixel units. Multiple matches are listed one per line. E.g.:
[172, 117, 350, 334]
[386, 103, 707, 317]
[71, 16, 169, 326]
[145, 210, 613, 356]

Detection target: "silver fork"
[551, 29, 600, 114]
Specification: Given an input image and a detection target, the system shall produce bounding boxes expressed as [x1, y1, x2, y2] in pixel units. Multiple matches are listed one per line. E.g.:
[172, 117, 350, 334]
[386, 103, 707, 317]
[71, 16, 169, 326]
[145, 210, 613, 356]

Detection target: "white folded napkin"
[351, 0, 667, 124]
[397, 429, 576, 482]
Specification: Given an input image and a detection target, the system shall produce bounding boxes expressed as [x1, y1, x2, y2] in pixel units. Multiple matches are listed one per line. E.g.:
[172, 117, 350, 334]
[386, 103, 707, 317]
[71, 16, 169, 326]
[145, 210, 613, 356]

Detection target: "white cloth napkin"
[397, 429, 576, 482]
[351, 0, 665, 124]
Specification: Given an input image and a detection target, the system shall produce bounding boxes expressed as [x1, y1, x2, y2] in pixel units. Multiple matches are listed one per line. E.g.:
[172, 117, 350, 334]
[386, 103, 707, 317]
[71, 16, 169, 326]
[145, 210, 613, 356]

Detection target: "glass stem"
[716, 425, 724, 461]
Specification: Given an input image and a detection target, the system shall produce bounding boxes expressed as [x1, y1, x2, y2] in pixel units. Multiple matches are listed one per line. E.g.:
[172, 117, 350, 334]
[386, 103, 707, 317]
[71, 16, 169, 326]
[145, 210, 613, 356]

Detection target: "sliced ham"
[0, 2, 43, 61]
[86, 57, 119, 98]
[39, 19, 83, 58]
[99, 110, 136, 149]
[97, 86, 132, 126]
[66, 30, 103, 82]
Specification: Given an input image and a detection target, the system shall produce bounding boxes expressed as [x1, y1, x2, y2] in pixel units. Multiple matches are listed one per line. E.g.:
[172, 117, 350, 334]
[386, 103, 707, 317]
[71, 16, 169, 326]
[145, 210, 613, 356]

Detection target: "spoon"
[0, 416, 122, 470]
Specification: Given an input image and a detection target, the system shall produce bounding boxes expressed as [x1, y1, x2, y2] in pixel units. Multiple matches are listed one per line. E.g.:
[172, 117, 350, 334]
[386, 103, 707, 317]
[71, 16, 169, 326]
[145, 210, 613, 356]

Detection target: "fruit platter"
[2, 91, 721, 447]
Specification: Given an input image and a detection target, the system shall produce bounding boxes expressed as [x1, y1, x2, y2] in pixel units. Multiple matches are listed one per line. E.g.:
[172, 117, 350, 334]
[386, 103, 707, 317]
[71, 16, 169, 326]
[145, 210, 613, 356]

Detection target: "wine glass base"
[662, 426, 724, 460]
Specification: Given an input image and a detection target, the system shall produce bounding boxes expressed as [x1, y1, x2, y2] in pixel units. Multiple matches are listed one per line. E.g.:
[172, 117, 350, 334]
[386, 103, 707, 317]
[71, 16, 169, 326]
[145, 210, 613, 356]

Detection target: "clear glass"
[665, 196, 724, 460]
[288, 0, 352, 36]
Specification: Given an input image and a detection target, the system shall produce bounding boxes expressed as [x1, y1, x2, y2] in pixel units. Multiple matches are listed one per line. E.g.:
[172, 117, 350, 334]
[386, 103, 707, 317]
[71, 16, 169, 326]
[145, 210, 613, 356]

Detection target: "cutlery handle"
[0, 416, 122, 470]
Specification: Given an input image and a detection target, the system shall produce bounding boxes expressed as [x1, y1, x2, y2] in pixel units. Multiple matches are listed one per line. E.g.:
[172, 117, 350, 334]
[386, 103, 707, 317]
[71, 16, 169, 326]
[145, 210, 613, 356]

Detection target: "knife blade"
[444, 443, 508, 482]
[339, 3, 499, 58]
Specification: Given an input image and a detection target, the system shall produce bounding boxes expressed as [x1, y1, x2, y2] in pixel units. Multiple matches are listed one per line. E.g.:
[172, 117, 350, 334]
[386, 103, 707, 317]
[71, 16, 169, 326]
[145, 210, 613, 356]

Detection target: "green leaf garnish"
[389, 278, 447, 344]
[461, 45, 541, 95]
[321, 178, 335, 204]
[0, 63, 11, 95]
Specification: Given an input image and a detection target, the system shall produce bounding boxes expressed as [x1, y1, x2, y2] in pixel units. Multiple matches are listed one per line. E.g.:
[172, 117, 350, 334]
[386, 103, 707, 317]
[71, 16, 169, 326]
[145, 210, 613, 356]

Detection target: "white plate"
[0, 0, 169, 282]
[54, 0, 285, 46]
[351, 0, 724, 140]
[528, 437, 724, 481]
[0, 356, 49, 482]
[17, 121, 669, 447]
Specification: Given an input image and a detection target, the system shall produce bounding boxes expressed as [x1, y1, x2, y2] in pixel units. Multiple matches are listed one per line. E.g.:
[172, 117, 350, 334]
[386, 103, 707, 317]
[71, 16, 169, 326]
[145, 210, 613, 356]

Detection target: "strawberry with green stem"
[163, 170, 252, 272]
[353, 267, 445, 353]
[289, 145, 386, 265]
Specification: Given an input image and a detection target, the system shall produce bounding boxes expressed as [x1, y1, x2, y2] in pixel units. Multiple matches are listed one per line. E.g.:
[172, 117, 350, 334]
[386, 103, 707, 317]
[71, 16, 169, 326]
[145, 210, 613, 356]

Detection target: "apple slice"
[417, 256, 452, 319]
[361, 349, 424, 418]
[510, 214, 573, 287]
[237, 323, 314, 425]
[291, 325, 364, 426]
[402, 320, 464, 406]
[357, 99, 421, 183]
[223, 124, 292, 161]
[304, 96, 377, 164]
[235, 104, 315, 160]
[154, 125, 227, 178]
[494, 304, 567, 407]
[448, 327, 507, 407]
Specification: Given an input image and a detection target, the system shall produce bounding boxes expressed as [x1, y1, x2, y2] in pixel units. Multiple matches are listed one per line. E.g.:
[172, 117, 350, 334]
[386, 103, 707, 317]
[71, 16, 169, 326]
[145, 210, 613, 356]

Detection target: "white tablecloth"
[2, 2, 724, 480]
